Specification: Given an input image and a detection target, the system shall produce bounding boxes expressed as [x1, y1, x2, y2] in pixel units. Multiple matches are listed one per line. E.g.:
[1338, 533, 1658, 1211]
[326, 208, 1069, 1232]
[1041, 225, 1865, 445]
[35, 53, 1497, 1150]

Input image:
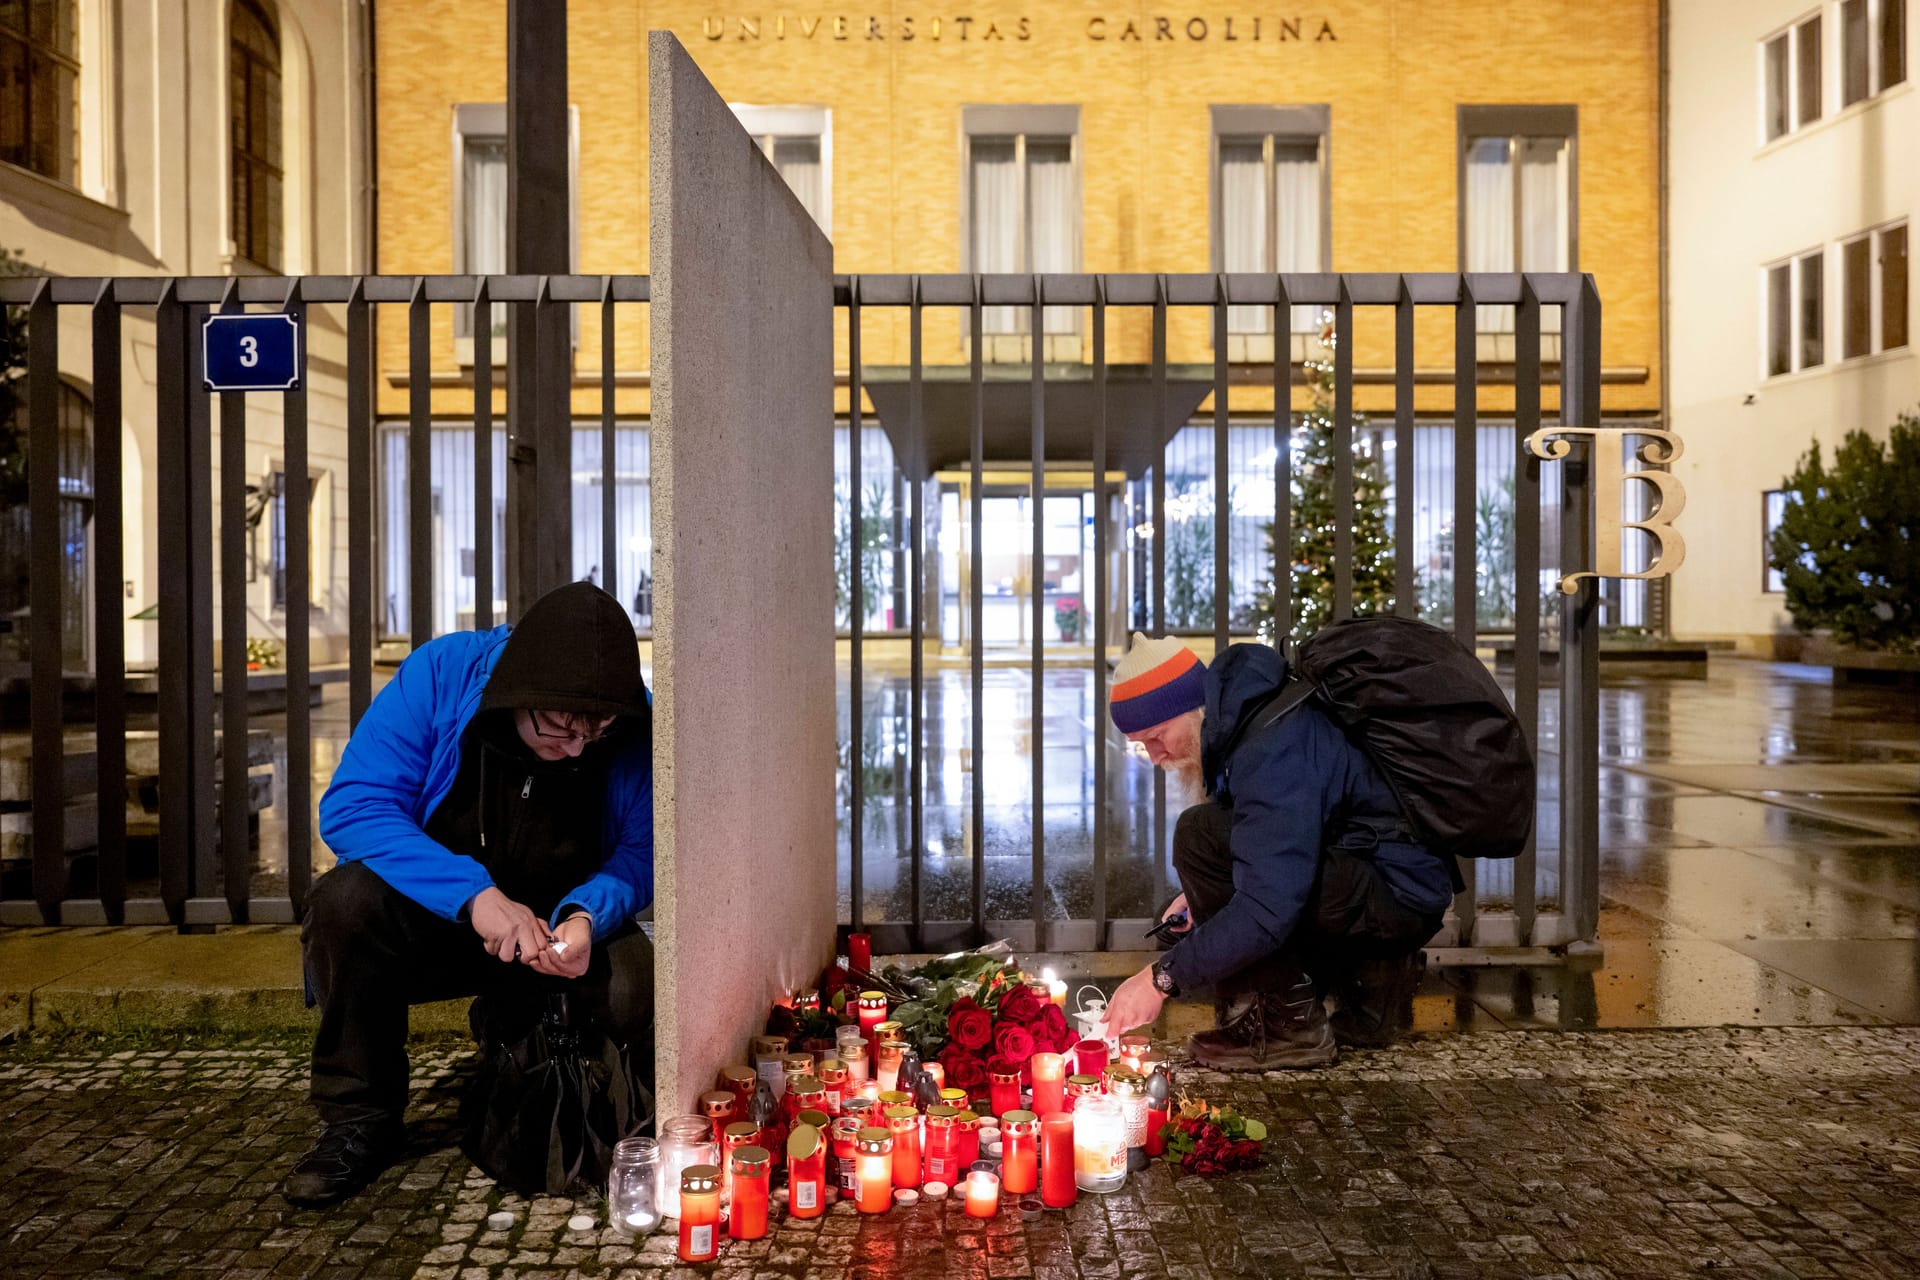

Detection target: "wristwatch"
[1150, 958, 1180, 998]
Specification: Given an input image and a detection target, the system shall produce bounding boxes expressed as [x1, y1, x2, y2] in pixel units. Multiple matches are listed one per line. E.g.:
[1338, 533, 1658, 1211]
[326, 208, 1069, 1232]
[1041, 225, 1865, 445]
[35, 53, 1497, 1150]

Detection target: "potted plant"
[1054, 596, 1087, 643]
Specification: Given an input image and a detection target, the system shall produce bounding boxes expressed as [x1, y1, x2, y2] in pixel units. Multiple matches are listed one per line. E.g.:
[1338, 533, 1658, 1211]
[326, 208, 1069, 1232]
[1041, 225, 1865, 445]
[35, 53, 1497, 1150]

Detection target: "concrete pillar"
[647, 32, 837, 1116]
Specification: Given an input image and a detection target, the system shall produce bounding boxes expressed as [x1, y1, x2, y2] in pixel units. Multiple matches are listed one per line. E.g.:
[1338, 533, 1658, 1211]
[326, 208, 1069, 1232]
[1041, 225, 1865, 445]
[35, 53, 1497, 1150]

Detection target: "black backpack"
[1242, 615, 1535, 860]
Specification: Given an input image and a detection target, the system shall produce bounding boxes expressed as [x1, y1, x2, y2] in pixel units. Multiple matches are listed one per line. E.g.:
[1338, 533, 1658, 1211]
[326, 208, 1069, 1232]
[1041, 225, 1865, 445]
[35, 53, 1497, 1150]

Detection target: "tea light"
[1118, 1034, 1152, 1073]
[485, 1211, 515, 1232]
[922, 1061, 946, 1091]
[1075, 1038, 1109, 1079]
[922, 1180, 950, 1200]
[892, 1188, 919, 1207]
[567, 1213, 596, 1232]
[1031, 1052, 1066, 1117]
[963, 1168, 1000, 1219]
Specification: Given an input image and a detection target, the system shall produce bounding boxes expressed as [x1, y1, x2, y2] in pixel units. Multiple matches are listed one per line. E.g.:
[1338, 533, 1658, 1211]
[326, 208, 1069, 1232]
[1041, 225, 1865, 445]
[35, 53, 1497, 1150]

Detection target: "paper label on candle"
[927, 1155, 949, 1179]
[795, 1181, 818, 1211]
[688, 1225, 713, 1255]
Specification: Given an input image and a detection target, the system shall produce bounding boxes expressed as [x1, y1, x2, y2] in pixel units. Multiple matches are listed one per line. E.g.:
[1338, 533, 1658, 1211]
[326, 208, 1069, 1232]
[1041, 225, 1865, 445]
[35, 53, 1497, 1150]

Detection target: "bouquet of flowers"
[932, 974, 1075, 1095]
[1158, 1099, 1268, 1177]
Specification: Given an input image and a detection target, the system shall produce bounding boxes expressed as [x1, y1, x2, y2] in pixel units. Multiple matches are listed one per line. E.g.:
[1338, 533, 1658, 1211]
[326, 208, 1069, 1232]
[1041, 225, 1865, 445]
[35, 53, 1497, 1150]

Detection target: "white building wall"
[1668, 0, 1918, 650]
[0, 0, 369, 666]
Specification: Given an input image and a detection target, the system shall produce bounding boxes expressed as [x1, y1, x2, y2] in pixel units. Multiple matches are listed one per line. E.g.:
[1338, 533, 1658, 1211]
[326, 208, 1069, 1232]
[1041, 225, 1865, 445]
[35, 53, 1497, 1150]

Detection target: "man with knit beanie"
[1099, 634, 1452, 1069]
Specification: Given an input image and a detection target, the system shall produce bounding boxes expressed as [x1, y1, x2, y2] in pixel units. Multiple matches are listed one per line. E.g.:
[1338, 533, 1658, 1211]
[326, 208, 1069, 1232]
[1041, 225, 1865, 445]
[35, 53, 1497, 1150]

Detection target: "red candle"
[922, 1062, 946, 1091]
[1031, 1052, 1066, 1117]
[816, 1060, 848, 1115]
[922, 1105, 963, 1184]
[1040, 1112, 1077, 1208]
[848, 932, 873, 973]
[1075, 1038, 1109, 1079]
[830, 1115, 864, 1198]
[955, 1111, 981, 1167]
[1065, 1074, 1103, 1114]
[720, 1065, 756, 1113]
[699, 1090, 737, 1149]
[884, 1104, 922, 1188]
[786, 1075, 827, 1126]
[728, 1146, 770, 1240]
[854, 1126, 893, 1214]
[721, 1121, 759, 1207]
[856, 991, 888, 1048]
[1000, 1110, 1039, 1194]
[1145, 1104, 1170, 1156]
[787, 1125, 828, 1220]
[963, 1169, 1000, 1219]
[676, 1165, 722, 1262]
[987, 1064, 1022, 1119]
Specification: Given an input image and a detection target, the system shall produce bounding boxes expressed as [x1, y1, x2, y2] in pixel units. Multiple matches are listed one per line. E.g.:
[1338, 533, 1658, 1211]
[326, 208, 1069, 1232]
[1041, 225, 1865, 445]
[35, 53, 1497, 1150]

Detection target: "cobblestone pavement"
[6, 1029, 1920, 1280]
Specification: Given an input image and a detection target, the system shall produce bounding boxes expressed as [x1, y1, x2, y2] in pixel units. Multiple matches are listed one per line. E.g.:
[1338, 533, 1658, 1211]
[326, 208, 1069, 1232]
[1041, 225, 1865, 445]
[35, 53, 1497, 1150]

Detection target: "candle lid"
[878, 1090, 914, 1107]
[893, 1188, 919, 1206]
[787, 1124, 823, 1160]
[788, 1074, 824, 1095]
[797, 1108, 832, 1131]
[877, 1038, 909, 1055]
[842, 1096, 876, 1116]
[939, 1087, 968, 1104]
[883, 1103, 919, 1121]
[724, 1121, 761, 1142]
[815, 1058, 846, 1076]
[1001, 1109, 1038, 1126]
[855, 1125, 891, 1153]
[922, 1180, 949, 1199]
[925, 1105, 962, 1125]
[784, 1054, 816, 1072]
[698, 1089, 736, 1109]
[680, 1164, 721, 1190]
[858, 990, 887, 1003]
[838, 1041, 868, 1061]
[750, 1035, 789, 1055]
[957, 1110, 981, 1126]
[1104, 1066, 1147, 1095]
[1066, 1073, 1101, 1088]
[720, 1065, 755, 1085]
[731, 1144, 772, 1171]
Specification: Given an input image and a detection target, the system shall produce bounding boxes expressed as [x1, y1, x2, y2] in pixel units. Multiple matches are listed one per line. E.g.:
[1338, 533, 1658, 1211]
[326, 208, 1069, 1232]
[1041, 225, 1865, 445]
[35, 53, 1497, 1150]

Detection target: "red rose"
[1038, 1004, 1070, 1047]
[947, 1053, 990, 1091]
[993, 1023, 1035, 1064]
[948, 1000, 994, 1052]
[998, 986, 1044, 1026]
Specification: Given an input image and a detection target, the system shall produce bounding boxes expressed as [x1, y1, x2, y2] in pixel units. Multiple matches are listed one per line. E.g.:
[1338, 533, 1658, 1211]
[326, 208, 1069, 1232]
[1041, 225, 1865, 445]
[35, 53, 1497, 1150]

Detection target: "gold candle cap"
[731, 1145, 772, 1171]
[724, 1121, 761, 1142]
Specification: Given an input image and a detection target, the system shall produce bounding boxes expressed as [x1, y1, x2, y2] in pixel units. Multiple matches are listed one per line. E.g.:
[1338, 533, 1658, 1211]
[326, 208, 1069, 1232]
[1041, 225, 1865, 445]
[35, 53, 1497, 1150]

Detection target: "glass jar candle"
[1030, 1052, 1066, 1117]
[955, 1111, 982, 1167]
[787, 1123, 828, 1219]
[721, 1121, 760, 1206]
[1118, 1034, 1152, 1073]
[830, 1115, 864, 1197]
[938, 1087, 968, 1109]
[838, 1039, 870, 1087]
[720, 1065, 757, 1112]
[1074, 1038, 1109, 1080]
[883, 1104, 921, 1188]
[999, 1110, 1039, 1195]
[727, 1145, 771, 1240]
[796, 1108, 832, 1135]
[987, 1063, 1022, 1119]
[872, 1021, 904, 1054]
[783, 1052, 815, 1084]
[963, 1168, 1000, 1219]
[751, 1036, 789, 1096]
[609, 1136, 662, 1234]
[815, 1059, 848, 1114]
[699, 1089, 738, 1149]
[786, 1075, 826, 1124]
[1039, 1112, 1076, 1208]
[658, 1115, 719, 1217]
[922, 1105, 963, 1184]
[1073, 1093, 1127, 1194]
[855, 1126, 893, 1214]
[875, 1039, 908, 1093]
[1105, 1067, 1150, 1169]
[1065, 1074, 1103, 1113]
[676, 1164, 722, 1262]
[856, 991, 888, 1046]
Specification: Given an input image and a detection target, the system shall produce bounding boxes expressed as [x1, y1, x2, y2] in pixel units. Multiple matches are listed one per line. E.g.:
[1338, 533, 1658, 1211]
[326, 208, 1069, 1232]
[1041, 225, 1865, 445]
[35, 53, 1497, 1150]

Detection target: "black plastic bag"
[459, 993, 655, 1197]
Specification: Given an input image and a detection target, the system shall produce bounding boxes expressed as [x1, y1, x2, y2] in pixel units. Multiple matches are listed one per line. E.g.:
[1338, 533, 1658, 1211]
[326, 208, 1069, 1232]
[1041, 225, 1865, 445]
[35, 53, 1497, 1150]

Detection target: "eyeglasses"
[527, 709, 617, 745]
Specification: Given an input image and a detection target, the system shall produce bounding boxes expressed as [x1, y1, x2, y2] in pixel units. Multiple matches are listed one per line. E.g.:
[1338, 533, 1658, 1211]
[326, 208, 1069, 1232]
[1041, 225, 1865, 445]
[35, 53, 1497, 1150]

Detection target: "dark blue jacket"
[1160, 644, 1453, 991]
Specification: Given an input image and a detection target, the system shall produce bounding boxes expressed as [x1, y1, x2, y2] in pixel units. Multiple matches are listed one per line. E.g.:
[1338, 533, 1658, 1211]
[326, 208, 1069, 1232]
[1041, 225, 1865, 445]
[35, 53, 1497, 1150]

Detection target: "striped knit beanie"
[1109, 633, 1207, 733]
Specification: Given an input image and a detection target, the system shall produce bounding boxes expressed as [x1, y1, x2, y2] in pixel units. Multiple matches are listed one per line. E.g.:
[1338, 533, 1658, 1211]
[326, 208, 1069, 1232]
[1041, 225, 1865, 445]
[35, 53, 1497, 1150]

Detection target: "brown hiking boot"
[1187, 980, 1336, 1071]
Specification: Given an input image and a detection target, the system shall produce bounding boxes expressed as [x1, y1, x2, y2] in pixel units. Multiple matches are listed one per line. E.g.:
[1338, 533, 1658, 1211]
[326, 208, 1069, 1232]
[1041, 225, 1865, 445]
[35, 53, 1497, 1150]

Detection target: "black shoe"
[1187, 979, 1336, 1071]
[284, 1119, 405, 1208]
[1330, 951, 1424, 1049]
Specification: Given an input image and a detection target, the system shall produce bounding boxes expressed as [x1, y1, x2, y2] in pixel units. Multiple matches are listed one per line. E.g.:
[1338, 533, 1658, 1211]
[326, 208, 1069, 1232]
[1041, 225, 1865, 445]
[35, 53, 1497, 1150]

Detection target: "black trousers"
[1171, 801, 1441, 997]
[302, 861, 655, 1127]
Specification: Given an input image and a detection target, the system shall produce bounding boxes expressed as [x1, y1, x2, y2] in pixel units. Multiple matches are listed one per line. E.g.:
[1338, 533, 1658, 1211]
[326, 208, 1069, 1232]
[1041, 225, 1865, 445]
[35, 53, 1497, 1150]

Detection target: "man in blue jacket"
[1100, 635, 1452, 1069]
[285, 582, 654, 1207]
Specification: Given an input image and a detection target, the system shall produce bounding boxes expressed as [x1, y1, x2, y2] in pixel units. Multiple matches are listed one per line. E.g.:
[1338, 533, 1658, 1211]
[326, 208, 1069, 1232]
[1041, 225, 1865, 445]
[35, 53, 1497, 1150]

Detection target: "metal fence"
[840, 272, 1601, 955]
[0, 274, 648, 927]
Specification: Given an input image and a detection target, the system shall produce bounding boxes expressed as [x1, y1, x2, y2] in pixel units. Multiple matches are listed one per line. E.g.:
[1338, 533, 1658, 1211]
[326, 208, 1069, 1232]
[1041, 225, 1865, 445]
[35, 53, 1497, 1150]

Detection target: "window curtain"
[1220, 140, 1268, 334]
[771, 135, 826, 235]
[1465, 137, 1515, 333]
[1027, 138, 1077, 334]
[460, 138, 508, 339]
[1274, 140, 1321, 333]
[1519, 137, 1567, 334]
[970, 138, 1019, 333]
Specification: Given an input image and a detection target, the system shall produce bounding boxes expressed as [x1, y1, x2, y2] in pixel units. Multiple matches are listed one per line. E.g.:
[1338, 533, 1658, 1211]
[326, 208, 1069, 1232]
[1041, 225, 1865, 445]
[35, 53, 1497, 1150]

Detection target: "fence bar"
[1029, 281, 1046, 948]
[283, 280, 313, 917]
[1273, 278, 1293, 638]
[1562, 277, 1603, 943]
[91, 284, 127, 921]
[154, 285, 191, 918]
[1394, 278, 1416, 619]
[534, 278, 574, 597]
[1150, 277, 1168, 910]
[1212, 279, 1230, 654]
[600, 281, 617, 604]
[1332, 279, 1355, 619]
[847, 281, 864, 933]
[27, 280, 62, 920]
[408, 280, 433, 646]
[970, 282, 986, 942]
[1513, 279, 1543, 943]
[218, 282, 251, 922]
[1451, 276, 1479, 944]
[347, 283, 374, 726]
[1091, 282, 1108, 940]
[473, 281, 494, 629]
[909, 283, 926, 948]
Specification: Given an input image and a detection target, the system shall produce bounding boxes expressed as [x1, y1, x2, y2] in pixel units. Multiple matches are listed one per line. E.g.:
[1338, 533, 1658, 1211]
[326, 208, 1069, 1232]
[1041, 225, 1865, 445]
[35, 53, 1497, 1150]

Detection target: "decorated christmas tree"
[1240, 316, 1399, 641]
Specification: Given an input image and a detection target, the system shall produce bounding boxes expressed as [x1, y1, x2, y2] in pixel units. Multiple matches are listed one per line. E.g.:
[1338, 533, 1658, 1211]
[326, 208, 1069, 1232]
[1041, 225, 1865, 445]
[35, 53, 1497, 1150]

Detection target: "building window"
[730, 105, 831, 236]
[452, 103, 579, 363]
[0, 380, 91, 666]
[1763, 489, 1790, 593]
[1210, 105, 1330, 360]
[1765, 247, 1826, 376]
[230, 0, 283, 271]
[1763, 12, 1825, 142]
[1459, 105, 1575, 360]
[1841, 221, 1909, 359]
[1842, 0, 1908, 106]
[0, 0, 79, 185]
[963, 105, 1080, 355]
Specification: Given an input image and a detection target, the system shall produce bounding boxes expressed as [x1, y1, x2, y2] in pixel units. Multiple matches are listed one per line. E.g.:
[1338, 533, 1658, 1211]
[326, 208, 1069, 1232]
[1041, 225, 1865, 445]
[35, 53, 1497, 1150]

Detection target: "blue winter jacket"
[1159, 643, 1453, 991]
[316, 627, 654, 939]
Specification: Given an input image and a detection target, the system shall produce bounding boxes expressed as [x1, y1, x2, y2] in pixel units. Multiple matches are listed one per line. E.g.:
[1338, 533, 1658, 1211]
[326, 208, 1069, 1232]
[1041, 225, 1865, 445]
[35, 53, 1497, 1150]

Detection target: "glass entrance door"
[942, 490, 1090, 650]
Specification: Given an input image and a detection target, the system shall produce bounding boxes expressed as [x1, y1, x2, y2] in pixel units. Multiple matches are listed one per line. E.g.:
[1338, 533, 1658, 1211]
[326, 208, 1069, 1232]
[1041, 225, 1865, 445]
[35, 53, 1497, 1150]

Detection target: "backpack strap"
[1224, 675, 1319, 759]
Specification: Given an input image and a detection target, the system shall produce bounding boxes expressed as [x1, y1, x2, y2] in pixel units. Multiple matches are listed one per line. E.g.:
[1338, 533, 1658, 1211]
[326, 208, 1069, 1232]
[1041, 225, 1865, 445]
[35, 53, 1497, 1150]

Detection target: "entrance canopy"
[862, 364, 1215, 482]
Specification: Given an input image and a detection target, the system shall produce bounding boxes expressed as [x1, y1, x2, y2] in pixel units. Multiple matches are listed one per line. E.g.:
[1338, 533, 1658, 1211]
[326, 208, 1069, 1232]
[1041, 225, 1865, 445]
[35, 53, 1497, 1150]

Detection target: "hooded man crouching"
[287, 582, 654, 1206]
[1098, 634, 1452, 1069]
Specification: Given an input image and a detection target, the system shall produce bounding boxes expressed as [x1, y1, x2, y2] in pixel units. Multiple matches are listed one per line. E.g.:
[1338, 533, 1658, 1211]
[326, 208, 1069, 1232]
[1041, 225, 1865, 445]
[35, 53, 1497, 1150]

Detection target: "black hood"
[479, 582, 650, 726]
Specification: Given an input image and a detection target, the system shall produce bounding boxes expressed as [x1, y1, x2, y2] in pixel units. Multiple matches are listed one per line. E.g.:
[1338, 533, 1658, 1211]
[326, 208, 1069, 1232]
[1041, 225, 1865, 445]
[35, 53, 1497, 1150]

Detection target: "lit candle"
[921, 1061, 946, 1091]
[1030, 1053, 1066, 1117]
[1075, 1038, 1109, 1079]
[848, 932, 873, 973]
[839, 1039, 870, 1087]
[1105, 1066, 1150, 1171]
[922, 1105, 963, 1184]
[875, 1040, 908, 1093]
[1039, 1112, 1076, 1208]
[884, 1104, 922, 1188]
[721, 1121, 760, 1208]
[727, 1145, 771, 1240]
[797, 988, 821, 1013]
[1144, 1065, 1171, 1158]
[830, 1115, 864, 1199]
[786, 1075, 827, 1127]
[963, 1168, 1000, 1219]
[787, 1124, 828, 1220]
[750, 1036, 789, 1096]
[955, 1111, 982, 1167]
[1118, 1034, 1151, 1074]
[999, 1110, 1039, 1195]
[676, 1165, 722, 1262]
[856, 991, 888, 1048]
[1065, 1073, 1102, 1114]
[1073, 1094, 1128, 1194]
[814, 1059, 847, 1114]
[987, 1062, 1022, 1119]
[857, 1078, 881, 1103]
[854, 1126, 893, 1214]
[1043, 967, 1067, 1008]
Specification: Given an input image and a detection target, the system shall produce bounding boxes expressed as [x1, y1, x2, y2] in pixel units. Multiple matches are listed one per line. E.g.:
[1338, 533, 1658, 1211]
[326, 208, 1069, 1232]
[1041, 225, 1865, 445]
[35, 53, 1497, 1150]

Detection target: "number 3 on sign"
[239, 335, 259, 368]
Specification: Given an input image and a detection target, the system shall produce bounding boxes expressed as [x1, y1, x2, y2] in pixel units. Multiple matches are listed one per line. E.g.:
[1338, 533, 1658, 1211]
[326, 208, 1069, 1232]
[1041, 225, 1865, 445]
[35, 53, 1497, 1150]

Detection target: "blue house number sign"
[202, 313, 301, 392]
